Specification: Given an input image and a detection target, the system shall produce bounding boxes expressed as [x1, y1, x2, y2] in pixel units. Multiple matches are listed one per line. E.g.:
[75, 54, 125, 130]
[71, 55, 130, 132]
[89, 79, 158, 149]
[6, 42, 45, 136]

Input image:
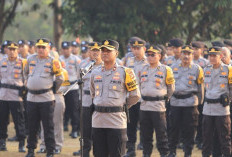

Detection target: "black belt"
[0, 83, 23, 90]
[205, 97, 221, 103]
[84, 90, 90, 95]
[142, 95, 166, 101]
[28, 87, 52, 94]
[70, 81, 77, 85]
[94, 105, 125, 113]
[173, 93, 196, 99]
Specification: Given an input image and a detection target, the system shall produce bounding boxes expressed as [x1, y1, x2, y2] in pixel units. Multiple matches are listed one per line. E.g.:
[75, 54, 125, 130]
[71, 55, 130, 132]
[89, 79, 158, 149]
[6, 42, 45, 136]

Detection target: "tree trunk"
[53, 0, 63, 52]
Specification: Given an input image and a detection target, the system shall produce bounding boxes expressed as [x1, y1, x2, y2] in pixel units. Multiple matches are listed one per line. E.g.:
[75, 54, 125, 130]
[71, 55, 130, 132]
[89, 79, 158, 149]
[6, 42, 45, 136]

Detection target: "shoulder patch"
[165, 66, 175, 85]
[124, 68, 138, 91]
[228, 65, 232, 84]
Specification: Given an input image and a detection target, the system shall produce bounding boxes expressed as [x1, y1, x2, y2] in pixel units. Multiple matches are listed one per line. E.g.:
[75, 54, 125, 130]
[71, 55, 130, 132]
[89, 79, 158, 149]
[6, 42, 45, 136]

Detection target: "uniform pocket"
[94, 83, 102, 97]
[108, 84, 121, 99]
[186, 74, 196, 87]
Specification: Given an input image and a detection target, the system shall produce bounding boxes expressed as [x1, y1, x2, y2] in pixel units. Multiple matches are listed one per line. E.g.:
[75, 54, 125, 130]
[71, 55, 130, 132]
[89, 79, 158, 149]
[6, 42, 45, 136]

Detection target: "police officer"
[49, 41, 59, 60]
[124, 37, 147, 157]
[0, 40, 11, 60]
[0, 42, 26, 152]
[192, 41, 209, 69]
[71, 41, 81, 57]
[73, 41, 103, 157]
[191, 41, 209, 149]
[81, 46, 89, 60]
[165, 42, 174, 57]
[38, 68, 69, 154]
[168, 46, 204, 157]
[90, 39, 141, 157]
[28, 41, 36, 55]
[221, 47, 232, 65]
[9, 40, 29, 142]
[224, 39, 232, 52]
[138, 45, 175, 157]
[202, 47, 232, 157]
[18, 40, 29, 59]
[24, 38, 64, 157]
[164, 38, 184, 67]
[60, 41, 81, 138]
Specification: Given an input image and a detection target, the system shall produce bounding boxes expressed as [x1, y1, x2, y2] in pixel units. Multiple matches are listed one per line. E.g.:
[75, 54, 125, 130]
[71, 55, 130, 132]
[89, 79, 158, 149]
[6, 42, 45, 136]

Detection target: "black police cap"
[61, 41, 70, 49]
[146, 45, 161, 54]
[181, 45, 194, 53]
[28, 41, 35, 46]
[130, 38, 146, 47]
[191, 41, 205, 49]
[8, 42, 19, 49]
[36, 38, 50, 46]
[71, 41, 80, 47]
[169, 38, 184, 47]
[208, 46, 222, 55]
[101, 39, 119, 51]
[224, 39, 232, 47]
[18, 40, 28, 45]
[211, 41, 225, 47]
[81, 46, 88, 53]
[89, 42, 101, 50]
[2, 40, 12, 47]
[81, 41, 89, 46]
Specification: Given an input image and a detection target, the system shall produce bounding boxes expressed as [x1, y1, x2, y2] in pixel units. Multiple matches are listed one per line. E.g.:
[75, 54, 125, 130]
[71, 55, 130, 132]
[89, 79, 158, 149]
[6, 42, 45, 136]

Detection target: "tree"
[62, 0, 232, 55]
[0, 0, 23, 43]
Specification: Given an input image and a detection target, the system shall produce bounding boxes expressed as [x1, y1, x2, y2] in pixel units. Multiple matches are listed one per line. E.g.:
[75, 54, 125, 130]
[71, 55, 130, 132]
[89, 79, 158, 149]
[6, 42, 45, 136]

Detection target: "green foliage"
[62, 0, 232, 54]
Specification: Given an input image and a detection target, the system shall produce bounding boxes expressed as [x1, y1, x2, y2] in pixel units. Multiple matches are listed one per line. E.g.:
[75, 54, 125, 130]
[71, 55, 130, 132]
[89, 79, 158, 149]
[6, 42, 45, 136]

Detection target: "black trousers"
[168, 106, 198, 155]
[64, 90, 80, 132]
[26, 101, 55, 152]
[127, 102, 140, 147]
[202, 115, 231, 156]
[140, 110, 169, 156]
[92, 128, 127, 157]
[81, 107, 92, 155]
[0, 100, 26, 141]
[195, 104, 203, 143]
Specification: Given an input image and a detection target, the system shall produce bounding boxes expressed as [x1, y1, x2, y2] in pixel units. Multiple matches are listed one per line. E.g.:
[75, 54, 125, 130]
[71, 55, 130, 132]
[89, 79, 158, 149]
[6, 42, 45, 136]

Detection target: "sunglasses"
[37, 46, 46, 49]
[146, 53, 157, 57]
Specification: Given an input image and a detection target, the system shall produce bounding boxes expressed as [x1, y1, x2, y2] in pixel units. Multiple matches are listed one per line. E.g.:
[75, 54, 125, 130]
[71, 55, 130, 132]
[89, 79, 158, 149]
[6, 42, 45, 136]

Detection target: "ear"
[115, 50, 119, 57]
[220, 53, 223, 59]
[143, 47, 146, 52]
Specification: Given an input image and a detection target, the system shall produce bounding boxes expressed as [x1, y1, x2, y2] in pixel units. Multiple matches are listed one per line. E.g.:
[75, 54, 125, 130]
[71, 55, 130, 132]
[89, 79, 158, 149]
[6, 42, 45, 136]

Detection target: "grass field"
[0, 122, 203, 157]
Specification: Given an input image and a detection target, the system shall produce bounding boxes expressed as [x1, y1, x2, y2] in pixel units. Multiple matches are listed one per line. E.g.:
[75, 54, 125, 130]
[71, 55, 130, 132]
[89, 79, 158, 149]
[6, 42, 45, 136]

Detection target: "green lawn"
[0, 123, 202, 157]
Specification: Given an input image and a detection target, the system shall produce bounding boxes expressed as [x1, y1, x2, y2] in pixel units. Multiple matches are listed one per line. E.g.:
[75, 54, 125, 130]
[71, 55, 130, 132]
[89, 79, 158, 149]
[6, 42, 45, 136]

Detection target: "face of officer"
[193, 47, 203, 60]
[19, 44, 29, 57]
[221, 48, 231, 65]
[173, 46, 182, 58]
[4, 46, 9, 55]
[166, 47, 174, 56]
[209, 54, 222, 67]
[146, 52, 161, 66]
[62, 47, 71, 58]
[131, 46, 146, 60]
[37, 45, 50, 59]
[181, 51, 193, 66]
[89, 49, 101, 62]
[81, 51, 89, 59]
[8, 48, 18, 61]
[101, 47, 118, 64]
[72, 46, 80, 55]
[28, 46, 35, 55]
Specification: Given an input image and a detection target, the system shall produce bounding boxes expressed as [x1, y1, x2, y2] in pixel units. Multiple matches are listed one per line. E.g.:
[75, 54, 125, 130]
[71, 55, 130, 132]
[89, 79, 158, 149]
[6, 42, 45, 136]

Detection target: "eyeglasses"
[37, 46, 46, 49]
